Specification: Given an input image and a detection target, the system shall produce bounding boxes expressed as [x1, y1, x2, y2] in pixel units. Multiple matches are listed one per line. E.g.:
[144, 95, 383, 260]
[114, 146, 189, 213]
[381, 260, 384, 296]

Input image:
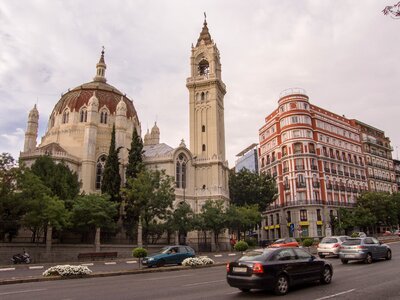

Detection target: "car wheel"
[318, 254, 325, 259]
[385, 250, 392, 260]
[274, 275, 289, 296]
[239, 288, 250, 293]
[156, 259, 165, 267]
[341, 259, 348, 264]
[364, 253, 373, 264]
[320, 267, 332, 284]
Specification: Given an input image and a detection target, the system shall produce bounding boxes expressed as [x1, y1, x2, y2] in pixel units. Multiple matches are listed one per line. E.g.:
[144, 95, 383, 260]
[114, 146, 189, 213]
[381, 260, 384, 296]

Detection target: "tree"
[101, 124, 122, 203]
[167, 201, 196, 244]
[123, 169, 175, 245]
[70, 194, 118, 241]
[197, 200, 226, 249]
[18, 170, 69, 242]
[229, 168, 277, 212]
[0, 153, 24, 241]
[126, 127, 144, 181]
[30, 155, 80, 206]
[383, 2, 400, 19]
[225, 204, 261, 241]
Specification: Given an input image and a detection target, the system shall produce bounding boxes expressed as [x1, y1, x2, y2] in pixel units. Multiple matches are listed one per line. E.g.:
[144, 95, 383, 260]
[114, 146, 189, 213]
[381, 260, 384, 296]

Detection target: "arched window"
[198, 59, 209, 76]
[62, 110, 69, 124]
[202, 144, 206, 151]
[80, 108, 87, 122]
[202, 125, 206, 132]
[100, 111, 108, 124]
[176, 153, 188, 188]
[201, 92, 205, 101]
[95, 155, 107, 190]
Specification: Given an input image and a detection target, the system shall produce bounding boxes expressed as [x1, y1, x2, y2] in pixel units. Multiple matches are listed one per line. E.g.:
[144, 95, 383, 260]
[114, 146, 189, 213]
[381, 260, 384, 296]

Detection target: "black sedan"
[226, 247, 333, 295]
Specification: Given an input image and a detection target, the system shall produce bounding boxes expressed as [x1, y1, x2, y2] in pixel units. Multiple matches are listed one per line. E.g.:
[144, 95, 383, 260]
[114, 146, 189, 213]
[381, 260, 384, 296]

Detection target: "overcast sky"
[0, 0, 399, 166]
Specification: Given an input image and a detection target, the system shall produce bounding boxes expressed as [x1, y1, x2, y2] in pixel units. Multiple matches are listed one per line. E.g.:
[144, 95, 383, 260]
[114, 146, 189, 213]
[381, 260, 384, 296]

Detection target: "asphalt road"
[1, 242, 400, 300]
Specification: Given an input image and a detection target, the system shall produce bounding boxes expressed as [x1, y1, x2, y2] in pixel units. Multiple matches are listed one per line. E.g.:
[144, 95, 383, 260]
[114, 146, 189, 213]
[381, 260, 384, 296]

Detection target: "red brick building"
[258, 88, 396, 239]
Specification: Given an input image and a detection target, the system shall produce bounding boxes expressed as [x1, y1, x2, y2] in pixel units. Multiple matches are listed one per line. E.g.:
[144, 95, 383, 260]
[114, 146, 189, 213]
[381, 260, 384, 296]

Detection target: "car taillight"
[226, 263, 230, 273]
[333, 243, 340, 248]
[357, 246, 366, 250]
[252, 263, 264, 274]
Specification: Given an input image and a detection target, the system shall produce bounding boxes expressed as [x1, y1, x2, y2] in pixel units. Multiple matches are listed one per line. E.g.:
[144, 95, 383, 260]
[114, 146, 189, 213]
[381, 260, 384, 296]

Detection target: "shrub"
[132, 247, 148, 258]
[234, 240, 249, 251]
[245, 238, 257, 247]
[182, 256, 214, 266]
[42, 265, 92, 277]
[302, 238, 314, 247]
[351, 232, 359, 238]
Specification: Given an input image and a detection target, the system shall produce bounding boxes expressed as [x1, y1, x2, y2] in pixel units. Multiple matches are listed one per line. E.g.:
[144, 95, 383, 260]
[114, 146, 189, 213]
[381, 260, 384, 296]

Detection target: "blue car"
[142, 245, 196, 267]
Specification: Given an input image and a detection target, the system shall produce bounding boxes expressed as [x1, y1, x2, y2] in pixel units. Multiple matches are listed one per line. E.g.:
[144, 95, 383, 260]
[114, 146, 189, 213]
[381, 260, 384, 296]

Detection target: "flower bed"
[43, 265, 92, 277]
[182, 256, 214, 267]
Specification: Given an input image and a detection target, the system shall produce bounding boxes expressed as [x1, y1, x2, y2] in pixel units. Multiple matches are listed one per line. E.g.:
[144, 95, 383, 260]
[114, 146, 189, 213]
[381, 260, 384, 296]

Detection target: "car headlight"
[148, 258, 154, 261]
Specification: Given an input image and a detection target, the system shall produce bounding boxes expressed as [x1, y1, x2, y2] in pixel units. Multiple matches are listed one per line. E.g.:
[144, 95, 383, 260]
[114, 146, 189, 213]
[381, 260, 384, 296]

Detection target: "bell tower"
[186, 16, 229, 206]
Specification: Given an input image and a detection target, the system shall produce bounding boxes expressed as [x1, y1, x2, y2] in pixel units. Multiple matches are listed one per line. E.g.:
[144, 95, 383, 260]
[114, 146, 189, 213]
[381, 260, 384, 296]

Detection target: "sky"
[0, 0, 399, 167]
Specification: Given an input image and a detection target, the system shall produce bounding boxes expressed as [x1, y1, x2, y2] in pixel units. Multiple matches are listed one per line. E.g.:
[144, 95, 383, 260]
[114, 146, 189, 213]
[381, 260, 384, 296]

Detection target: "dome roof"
[50, 50, 138, 120]
[51, 81, 138, 119]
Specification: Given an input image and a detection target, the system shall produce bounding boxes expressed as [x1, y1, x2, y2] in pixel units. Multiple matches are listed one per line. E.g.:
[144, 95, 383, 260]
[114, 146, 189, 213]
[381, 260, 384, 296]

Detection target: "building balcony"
[331, 169, 337, 174]
[356, 174, 361, 179]
[340, 185, 346, 192]
[338, 171, 344, 176]
[344, 172, 349, 176]
[350, 173, 355, 178]
[333, 185, 339, 191]
[311, 165, 318, 171]
[324, 168, 330, 173]
[326, 184, 333, 190]
[312, 182, 320, 188]
[295, 165, 305, 171]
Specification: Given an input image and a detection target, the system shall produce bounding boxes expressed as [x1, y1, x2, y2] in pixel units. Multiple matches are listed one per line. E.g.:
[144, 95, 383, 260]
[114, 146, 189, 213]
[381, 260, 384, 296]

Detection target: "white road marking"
[0, 288, 47, 296]
[214, 254, 223, 257]
[29, 266, 44, 269]
[183, 279, 226, 287]
[142, 274, 192, 281]
[80, 263, 94, 266]
[126, 260, 137, 264]
[228, 253, 236, 256]
[314, 289, 356, 300]
[0, 267, 15, 271]
[104, 262, 116, 265]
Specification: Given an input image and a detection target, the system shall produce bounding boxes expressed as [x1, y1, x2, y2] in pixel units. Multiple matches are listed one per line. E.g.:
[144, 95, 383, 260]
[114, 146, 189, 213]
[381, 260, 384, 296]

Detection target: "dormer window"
[198, 59, 209, 76]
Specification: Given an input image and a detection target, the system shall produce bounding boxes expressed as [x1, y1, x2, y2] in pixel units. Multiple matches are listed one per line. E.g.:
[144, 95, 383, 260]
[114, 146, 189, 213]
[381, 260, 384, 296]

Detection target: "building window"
[95, 155, 107, 190]
[282, 146, 287, 157]
[100, 111, 108, 124]
[202, 125, 206, 132]
[317, 209, 322, 221]
[300, 209, 307, 221]
[294, 143, 302, 154]
[80, 109, 87, 122]
[202, 144, 206, 151]
[287, 211, 291, 222]
[301, 226, 309, 237]
[175, 153, 187, 188]
[317, 225, 322, 237]
[62, 110, 69, 124]
[309, 143, 315, 153]
[198, 59, 209, 76]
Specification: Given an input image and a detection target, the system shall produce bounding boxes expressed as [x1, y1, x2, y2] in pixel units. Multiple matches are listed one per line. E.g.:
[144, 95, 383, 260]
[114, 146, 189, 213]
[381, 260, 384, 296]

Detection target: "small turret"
[150, 122, 160, 145]
[24, 104, 39, 152]
[93, 47, 107, 83]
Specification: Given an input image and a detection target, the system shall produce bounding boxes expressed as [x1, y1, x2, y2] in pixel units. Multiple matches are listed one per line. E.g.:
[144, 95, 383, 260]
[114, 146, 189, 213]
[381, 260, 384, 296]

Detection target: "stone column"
[137, 218, 143, 247]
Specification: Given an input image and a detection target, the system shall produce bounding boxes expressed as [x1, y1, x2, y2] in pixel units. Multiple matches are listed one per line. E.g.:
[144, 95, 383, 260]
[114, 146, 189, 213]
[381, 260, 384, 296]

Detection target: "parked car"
[317, 236, 349, 258]
[226, 247, 333, 295]
[394, 230, 400, 237]
[269, 238, 299, 248]
[338, 237, 391, 264]
[142, 245, 195, 267]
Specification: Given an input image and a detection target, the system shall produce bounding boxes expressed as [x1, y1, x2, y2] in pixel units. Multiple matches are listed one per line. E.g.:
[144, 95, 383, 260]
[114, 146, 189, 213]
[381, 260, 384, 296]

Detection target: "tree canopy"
[229, 168, 277, 212]
[126, 127, 144, 181]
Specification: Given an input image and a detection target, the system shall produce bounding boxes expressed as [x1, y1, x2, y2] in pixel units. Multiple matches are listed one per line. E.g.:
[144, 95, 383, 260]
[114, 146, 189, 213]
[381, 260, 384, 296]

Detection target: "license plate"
[345, 254, 355, 258]
[323, 253, 330, 255]
[233, 267, 247, 273]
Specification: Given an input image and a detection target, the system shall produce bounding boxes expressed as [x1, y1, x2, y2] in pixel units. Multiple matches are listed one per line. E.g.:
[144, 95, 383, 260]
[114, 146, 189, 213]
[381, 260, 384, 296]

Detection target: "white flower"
[182, 256, 214, 266]
[42, 265, 92, 277]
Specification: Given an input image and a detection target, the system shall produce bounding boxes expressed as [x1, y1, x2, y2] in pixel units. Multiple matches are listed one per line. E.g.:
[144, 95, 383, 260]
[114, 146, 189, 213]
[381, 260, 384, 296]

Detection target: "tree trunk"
[137, 218, 143, 248]
[95, 227, 101, 252]
[46, 225, 53, 253]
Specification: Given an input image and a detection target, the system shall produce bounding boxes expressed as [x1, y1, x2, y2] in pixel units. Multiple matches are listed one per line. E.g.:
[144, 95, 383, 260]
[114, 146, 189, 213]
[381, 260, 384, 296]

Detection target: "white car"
[317, 236, 349, 258]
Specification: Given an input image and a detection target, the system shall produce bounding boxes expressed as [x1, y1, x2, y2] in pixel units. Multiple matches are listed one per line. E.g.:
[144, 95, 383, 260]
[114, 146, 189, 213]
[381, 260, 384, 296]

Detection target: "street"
[1, 242, 399, 299]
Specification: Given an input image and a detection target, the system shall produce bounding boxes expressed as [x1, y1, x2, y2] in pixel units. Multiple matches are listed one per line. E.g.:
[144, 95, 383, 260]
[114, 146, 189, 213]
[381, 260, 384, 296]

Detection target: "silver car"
[339, 237, 392, 264]
[317, 236, 349, 258]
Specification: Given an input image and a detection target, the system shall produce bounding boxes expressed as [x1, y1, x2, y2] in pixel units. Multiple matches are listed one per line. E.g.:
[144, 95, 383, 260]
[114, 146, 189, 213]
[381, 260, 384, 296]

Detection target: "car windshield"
[342, 239, 361, 245]
[239, 250, 272, 261]
[273, 239, 285, 244]
[158, 247, 173, 254]
[321, 238, 338, 244]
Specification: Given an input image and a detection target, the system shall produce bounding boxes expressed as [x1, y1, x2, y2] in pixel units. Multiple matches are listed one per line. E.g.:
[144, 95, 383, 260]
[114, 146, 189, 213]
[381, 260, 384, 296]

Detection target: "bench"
[78, 252, 118, 261]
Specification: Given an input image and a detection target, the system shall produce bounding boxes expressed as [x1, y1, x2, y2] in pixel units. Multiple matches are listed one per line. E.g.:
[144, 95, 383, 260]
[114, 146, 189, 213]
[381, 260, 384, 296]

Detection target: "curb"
[0, 262, 227, 286]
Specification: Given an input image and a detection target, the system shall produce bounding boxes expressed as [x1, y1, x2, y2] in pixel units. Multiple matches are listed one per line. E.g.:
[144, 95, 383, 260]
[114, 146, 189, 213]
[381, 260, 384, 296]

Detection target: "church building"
[20, 18, 230, 250]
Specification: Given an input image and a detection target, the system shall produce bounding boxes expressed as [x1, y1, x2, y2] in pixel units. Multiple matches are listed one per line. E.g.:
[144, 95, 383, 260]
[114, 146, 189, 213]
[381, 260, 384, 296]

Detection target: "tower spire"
[93, 46, 107, 83]
[196, 14, 212, 47]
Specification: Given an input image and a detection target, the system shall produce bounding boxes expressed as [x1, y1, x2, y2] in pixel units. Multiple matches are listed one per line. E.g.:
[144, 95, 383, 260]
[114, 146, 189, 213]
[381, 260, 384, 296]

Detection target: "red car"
[269, 238, 299, 248]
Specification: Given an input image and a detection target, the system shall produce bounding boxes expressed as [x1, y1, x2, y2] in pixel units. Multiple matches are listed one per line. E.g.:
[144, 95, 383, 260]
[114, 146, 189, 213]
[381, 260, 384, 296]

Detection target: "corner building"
[259, 89, 370, 239]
